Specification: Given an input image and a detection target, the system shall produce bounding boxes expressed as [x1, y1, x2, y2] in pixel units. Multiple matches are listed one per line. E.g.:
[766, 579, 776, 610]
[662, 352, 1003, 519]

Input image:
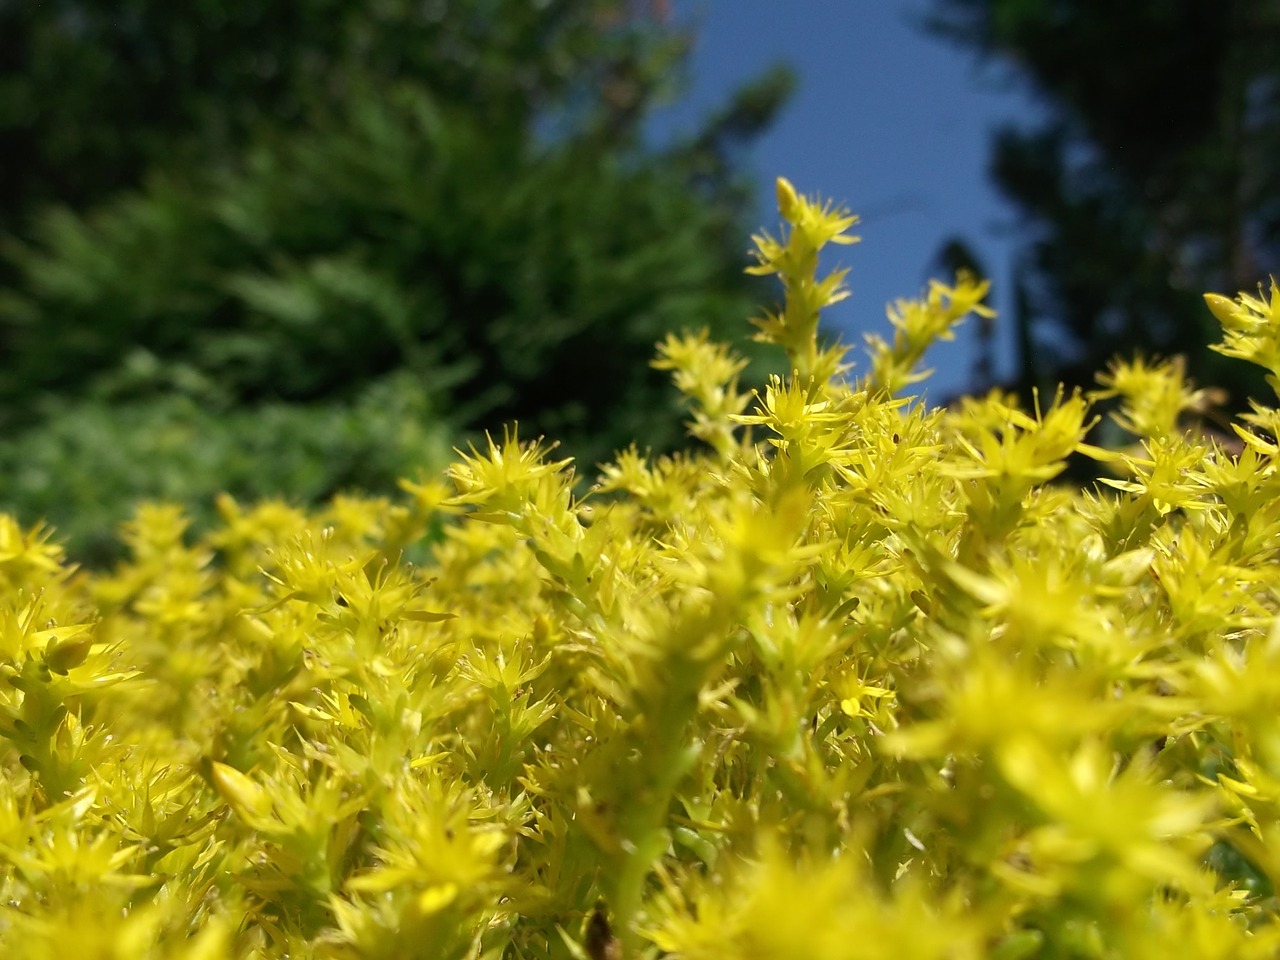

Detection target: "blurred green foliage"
[0, 1, 793, 560]
[1, 86, 771, 451]
[0, 371, 451, 566]
[0, 0, 690, 222]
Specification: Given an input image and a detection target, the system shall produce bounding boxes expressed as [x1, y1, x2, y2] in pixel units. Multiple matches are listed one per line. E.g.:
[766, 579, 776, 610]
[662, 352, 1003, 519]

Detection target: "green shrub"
[0, 371, 451, 565]
[3, 180, 1280, 958]
[0, 85, 775, 464]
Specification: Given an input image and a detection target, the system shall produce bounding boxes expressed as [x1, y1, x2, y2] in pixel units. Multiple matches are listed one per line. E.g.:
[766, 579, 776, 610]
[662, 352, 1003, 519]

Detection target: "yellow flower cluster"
[2, 181, 1280, 959]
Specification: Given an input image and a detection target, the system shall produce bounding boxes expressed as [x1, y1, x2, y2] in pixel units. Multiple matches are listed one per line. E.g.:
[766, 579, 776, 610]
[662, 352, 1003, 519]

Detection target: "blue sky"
[655, 0, 1045, 399]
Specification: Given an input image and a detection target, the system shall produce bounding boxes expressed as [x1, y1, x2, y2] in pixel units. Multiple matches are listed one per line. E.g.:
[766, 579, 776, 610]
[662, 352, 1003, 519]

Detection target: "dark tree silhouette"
[924, 0, 1280, 402]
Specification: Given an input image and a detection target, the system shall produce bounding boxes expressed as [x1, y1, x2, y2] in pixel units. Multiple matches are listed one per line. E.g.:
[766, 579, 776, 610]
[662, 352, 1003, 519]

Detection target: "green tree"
[925, 0, 1280, 403]
[0, 0, 689, 226]
[0, 2, 792, 558]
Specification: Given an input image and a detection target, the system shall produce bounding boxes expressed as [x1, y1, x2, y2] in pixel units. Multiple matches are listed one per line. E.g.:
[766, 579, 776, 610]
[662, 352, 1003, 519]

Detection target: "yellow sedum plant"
[3, 178, 1280, 959]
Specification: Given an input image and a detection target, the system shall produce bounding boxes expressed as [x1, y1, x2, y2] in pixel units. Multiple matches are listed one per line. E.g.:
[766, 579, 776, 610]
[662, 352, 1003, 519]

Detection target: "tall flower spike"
[747, 177, 860, 382]
[863, 271, 995, 395]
